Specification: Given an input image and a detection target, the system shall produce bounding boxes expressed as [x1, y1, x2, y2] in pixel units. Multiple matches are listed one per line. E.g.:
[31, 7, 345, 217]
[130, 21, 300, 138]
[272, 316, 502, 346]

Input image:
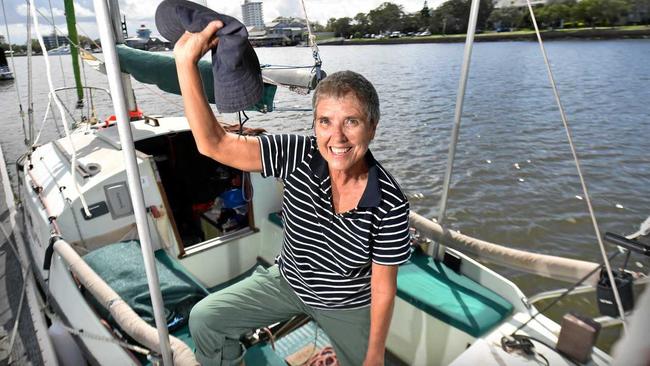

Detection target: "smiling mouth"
[330, 146, 352, 156]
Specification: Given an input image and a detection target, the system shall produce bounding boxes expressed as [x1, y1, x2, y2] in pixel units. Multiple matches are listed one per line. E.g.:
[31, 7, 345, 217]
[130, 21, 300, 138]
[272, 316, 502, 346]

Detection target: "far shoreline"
[330, 26, 650, 45]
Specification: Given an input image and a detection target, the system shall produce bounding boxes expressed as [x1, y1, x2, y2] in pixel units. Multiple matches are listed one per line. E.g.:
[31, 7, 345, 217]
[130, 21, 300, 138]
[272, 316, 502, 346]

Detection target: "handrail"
[410, 211, 602, 284]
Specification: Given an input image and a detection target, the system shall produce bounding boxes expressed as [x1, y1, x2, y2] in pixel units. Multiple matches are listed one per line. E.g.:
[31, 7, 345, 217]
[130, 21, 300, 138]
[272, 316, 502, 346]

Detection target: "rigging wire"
[32, 94, 54, 145]
[25, 0, 34, 146]
[46, 0, 68, 103]
[0, 0, 28, 145]
[28, 0, 92, 217]
[525, 0, 628, 329]
[0, 221, 31, 365]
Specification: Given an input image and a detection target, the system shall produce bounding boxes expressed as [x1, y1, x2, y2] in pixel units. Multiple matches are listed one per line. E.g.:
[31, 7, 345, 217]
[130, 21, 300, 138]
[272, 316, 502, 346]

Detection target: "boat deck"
[0, 145, 45, 365]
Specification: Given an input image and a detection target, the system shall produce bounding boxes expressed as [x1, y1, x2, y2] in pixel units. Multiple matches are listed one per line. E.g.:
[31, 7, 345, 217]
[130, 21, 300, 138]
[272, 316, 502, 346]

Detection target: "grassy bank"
[341, 25, 650, 45]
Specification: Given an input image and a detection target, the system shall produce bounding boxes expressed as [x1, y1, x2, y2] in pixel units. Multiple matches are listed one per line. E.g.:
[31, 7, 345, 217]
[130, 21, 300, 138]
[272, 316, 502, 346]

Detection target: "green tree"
[627, 0, 650, 23]
[78, 35, 95, 49]
[487, 6, 534, 30]
[30, 39, 42, 54]
[368, 2, 405, 33]
[421, 1, 432, 19]
[402, 13, 421, 32]
[352, 12, 370, 37]
[419, 0, 432, 29]
[431, 0, 494, 34]
[573, 0, 629, 26]
[327, 17, 353, 37]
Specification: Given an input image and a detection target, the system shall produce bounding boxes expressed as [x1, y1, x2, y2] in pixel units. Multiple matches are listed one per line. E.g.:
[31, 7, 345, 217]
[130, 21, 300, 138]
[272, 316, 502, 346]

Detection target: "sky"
[0, 0, 439, 44]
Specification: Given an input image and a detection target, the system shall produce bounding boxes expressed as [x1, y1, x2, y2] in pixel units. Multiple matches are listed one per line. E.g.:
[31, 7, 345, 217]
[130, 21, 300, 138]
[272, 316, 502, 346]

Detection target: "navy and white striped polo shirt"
[258, 134, 411, 309]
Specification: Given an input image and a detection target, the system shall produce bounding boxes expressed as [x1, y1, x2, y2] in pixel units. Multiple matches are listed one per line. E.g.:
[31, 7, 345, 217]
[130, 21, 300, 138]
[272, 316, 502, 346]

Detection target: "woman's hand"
[173, 20, 223, 66]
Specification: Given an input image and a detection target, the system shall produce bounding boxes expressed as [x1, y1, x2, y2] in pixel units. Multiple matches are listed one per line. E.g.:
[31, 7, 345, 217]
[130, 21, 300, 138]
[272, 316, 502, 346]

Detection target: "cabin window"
[135, 132, 254, 251]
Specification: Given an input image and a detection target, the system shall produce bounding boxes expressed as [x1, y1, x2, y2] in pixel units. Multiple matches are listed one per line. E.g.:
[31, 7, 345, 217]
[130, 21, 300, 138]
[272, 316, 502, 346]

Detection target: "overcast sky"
[1, 0, 440, 44]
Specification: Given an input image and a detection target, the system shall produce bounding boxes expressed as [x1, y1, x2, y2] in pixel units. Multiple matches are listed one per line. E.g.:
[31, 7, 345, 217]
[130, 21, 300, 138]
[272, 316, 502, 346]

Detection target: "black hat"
[155, 0, 263, 113]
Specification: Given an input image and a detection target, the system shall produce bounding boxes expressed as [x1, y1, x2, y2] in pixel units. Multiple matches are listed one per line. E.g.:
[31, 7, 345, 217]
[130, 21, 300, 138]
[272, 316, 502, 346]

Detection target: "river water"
[1, 40, 649, 348]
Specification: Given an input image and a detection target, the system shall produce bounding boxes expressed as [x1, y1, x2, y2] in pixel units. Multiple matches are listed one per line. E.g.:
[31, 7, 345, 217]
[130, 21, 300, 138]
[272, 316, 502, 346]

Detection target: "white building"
[241, 0, 264, 29]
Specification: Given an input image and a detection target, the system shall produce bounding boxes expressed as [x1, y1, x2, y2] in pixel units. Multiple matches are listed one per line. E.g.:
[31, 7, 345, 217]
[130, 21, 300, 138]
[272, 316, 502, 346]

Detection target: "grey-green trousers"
[189, 265, 371, 366]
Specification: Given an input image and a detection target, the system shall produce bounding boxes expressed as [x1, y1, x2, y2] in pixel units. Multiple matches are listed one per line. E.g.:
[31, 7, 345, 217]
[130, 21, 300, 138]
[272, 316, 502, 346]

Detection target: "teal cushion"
[396, 251, 513, 337]
[268, 212, 283, 228]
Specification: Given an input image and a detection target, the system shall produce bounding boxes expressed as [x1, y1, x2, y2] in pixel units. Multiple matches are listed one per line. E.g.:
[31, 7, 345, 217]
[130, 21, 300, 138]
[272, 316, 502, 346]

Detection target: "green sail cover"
[116, 45, 276, 112]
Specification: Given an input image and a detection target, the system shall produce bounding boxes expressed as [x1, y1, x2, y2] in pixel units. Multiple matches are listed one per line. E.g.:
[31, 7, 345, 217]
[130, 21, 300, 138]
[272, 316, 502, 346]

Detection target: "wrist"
[175, 57, 199, 69]
[363, 352, 384, 366]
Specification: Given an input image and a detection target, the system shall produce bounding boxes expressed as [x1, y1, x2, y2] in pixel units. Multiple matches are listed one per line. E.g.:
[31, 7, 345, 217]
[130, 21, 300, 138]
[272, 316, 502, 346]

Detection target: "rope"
[28, 0, 92, 217]
[303, 346, 338, 366]
[525, 0, 628, 329]
[0, 0, 28, 144]
[298, 0, 323, 77]
[33, 94, 54, 145]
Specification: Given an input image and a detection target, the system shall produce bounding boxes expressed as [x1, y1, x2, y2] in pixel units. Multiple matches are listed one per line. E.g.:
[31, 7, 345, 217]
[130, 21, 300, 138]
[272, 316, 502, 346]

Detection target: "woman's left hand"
[173, 20, 223, 66]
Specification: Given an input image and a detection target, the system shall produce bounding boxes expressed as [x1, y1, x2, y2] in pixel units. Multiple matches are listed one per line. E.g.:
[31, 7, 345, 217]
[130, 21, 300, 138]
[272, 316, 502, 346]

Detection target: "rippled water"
[1, 41, 649, 300]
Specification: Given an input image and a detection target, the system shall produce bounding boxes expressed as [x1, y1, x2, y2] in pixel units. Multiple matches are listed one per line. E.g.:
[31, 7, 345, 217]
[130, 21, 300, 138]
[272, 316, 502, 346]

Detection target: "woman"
[174, 21, 411, 366]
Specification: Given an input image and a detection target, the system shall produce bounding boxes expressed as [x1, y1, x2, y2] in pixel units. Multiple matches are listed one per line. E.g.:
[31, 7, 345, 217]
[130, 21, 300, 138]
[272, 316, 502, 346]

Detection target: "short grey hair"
[312, 70, 380, 126]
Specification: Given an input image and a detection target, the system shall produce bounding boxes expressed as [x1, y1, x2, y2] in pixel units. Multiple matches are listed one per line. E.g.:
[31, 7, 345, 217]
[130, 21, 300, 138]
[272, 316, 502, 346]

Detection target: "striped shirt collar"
[309, 146, 382, 208]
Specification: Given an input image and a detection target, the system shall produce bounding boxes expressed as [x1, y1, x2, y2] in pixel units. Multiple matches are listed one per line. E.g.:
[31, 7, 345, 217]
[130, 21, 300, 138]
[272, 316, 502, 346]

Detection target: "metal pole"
[430, 0, 481, 259]
[92, 0, 173, 364]
[107, 0, 137, 112]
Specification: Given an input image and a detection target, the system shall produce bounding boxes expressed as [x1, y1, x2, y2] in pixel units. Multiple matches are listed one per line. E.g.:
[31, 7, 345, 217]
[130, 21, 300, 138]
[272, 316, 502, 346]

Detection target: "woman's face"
[314, 93, 376, 176]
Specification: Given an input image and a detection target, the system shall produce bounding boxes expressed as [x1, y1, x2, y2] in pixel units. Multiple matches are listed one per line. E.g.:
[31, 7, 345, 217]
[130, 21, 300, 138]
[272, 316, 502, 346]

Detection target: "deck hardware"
[144, 115, 160, 127]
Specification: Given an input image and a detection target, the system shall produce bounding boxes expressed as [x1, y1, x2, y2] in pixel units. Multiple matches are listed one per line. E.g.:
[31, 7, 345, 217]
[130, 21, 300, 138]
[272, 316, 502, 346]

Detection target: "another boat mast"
[92, 0, 173, 363]
[430, 0, 482, 259]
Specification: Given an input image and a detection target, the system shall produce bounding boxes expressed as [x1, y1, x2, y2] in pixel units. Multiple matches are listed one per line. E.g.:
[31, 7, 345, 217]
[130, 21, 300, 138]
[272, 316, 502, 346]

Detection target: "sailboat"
[1, 0, 648, 365]
[0, 47, 14, 80]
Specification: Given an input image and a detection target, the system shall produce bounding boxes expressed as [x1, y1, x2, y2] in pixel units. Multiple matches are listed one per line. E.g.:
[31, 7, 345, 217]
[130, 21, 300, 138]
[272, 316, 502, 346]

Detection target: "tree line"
[321, 0, 650, 37]
[1, 35, 97, 55]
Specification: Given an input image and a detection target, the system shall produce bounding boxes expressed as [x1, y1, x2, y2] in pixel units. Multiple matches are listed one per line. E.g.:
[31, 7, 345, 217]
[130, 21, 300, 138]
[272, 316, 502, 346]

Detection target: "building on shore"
[246, 17, 308, 47]
[241, 0, 265, 29]
[42, 33, 70, 50]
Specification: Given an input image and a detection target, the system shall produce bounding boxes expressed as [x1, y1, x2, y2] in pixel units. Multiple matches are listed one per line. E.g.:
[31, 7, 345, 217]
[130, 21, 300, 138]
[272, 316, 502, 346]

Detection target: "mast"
[92, 0, 173, 364]
[63, 0, 83, 106]
[430, 0, 481, 259]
